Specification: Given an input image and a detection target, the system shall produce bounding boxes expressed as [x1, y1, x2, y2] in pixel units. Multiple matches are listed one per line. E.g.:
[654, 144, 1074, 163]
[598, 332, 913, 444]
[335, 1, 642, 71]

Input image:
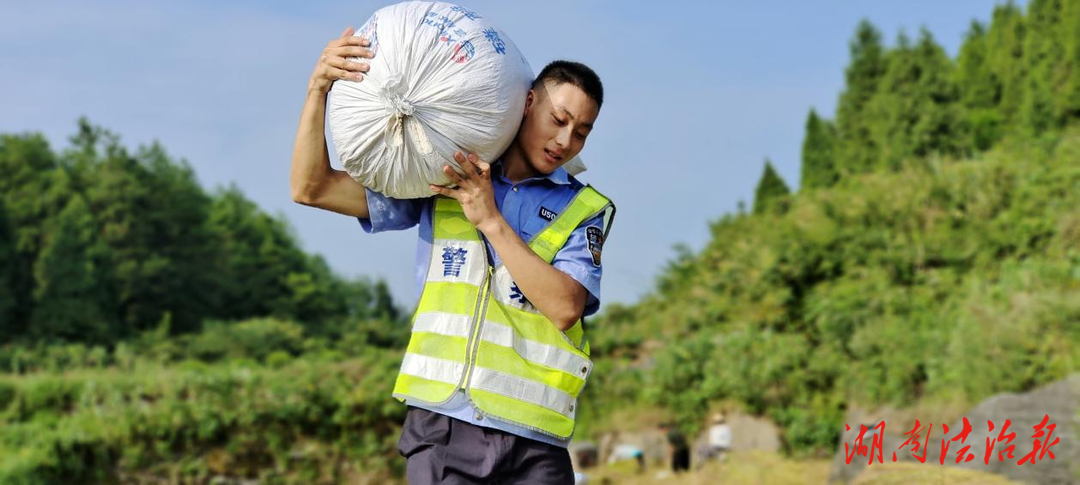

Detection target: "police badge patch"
[586, 226, 603, 266]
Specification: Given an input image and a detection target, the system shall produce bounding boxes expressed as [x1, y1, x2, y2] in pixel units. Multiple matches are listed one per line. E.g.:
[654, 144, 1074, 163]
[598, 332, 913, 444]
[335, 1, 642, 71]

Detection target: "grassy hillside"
[581, 130, 1080, 454]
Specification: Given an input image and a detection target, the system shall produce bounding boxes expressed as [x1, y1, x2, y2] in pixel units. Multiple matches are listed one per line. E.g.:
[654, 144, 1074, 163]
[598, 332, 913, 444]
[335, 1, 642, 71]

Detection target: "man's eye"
[553, 116, 566, 125]
[575, 132, 587, 140]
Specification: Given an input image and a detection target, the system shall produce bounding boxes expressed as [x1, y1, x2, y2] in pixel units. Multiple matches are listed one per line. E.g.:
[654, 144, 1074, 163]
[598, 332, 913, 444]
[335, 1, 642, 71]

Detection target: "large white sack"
[328, 1, 586, 199]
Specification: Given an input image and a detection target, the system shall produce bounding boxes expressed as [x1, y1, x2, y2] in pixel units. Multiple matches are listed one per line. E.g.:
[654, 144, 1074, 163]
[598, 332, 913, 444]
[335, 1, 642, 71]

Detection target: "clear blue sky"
[1, 0, 1022, 311]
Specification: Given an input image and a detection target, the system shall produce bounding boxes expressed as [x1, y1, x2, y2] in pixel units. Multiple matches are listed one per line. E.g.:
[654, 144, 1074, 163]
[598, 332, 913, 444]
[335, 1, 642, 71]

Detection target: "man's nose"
[555, 128, 571, 148]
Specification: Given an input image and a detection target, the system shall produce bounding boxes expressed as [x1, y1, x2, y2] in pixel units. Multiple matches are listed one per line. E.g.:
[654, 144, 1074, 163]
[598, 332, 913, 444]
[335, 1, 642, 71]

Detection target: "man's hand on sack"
[309, 27, 374, 95]
[430, 152, 503, 234]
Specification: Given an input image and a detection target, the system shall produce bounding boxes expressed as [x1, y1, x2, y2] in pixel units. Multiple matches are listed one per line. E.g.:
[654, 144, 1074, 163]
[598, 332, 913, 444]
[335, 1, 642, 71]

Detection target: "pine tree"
[869, 29, 963, 170]
[956, 20, 1004, 150]
[753, 160, 791, 215]
[957, 21, 998, 109]
[1061, 0, 1080, 120]
[800, 109, 839, 189]
[867, 31, 918, 169]
[986, 3, 1027, 126]
[909, 29, 965, 160]
[835, 20, 887, 176]
[30, 195, 110, 343]
[1021, 0, 1066, 134]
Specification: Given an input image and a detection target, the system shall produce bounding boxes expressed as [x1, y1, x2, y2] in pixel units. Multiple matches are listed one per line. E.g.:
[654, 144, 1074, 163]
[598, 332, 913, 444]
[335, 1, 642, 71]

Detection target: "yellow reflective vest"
[392, 185, 614, 439]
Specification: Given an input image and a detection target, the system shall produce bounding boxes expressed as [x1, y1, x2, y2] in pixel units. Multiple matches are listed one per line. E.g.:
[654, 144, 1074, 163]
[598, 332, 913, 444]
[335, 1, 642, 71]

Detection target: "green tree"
[285, 254, 349, 324]
[985, 3, 1027, 126]
[0, 133, 59, 329]
[869, 29, 964, 170]
[1020, 0, 1067, 133]
[909, 29, 966, 160]
[1061, 0, 1080, 120]
[209, 185, 308, 321]
[800, 109, 839, 189]
[136, 141, 222, 333]
[752, 160, 791, 215]
[956, 20, 1005, 150]
[29, 195, 110, 343]
[957, 21, 998, 109]
[0, 198, 17, 340]
[76, 123, 222, 335]
[370, 279, 400, 321]
[835, 20, 887, 176]
[79, 128, 161, 336]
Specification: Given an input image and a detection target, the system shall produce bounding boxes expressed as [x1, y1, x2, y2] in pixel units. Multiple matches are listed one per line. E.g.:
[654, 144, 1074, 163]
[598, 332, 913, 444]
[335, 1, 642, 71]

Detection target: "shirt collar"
[493, 159, 571, 186]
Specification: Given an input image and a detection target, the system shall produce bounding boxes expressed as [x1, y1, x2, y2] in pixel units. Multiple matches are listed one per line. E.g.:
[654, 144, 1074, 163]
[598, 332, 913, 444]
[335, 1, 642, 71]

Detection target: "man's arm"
[482, 216, 588, 331]
[290, 27, 374, 218]
[430, 152, 587, 331]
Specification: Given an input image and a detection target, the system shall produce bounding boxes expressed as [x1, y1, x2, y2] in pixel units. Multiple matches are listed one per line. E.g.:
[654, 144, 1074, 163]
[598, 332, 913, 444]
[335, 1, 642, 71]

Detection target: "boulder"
[692, 410, 782, 468]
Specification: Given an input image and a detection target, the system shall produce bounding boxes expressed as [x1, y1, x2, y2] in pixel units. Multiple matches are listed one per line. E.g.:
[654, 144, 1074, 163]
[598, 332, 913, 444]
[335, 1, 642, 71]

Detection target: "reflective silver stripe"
[480, 322, 590, 378]
[400, 353, 464, 385]
[413, 312, 472, 338]
[470, 366, 575, 416]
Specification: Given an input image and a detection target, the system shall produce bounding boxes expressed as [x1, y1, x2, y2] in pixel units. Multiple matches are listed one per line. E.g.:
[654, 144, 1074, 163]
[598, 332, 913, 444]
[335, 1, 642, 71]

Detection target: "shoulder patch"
[586, 226, 604, 266]
[538, 206, 557, 222]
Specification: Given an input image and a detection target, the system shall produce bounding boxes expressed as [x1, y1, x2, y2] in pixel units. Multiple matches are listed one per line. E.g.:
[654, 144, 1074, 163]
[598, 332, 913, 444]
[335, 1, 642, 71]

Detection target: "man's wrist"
[306, 81, 330, 98]
[477, 215, 508, 238]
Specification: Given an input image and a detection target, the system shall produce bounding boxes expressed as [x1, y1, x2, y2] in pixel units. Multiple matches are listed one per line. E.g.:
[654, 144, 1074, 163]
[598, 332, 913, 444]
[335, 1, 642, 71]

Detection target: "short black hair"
[532, 60, 604, 109]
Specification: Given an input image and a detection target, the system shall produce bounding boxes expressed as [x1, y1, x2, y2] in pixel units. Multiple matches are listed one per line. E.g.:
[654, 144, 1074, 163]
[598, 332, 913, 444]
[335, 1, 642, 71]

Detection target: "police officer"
[291, 27, 614, 484]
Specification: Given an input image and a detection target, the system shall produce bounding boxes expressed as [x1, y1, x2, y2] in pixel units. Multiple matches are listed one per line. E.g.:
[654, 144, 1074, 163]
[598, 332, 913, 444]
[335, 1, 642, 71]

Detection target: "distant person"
[707, 412, 732, 462]
[660, 422, 690, 472]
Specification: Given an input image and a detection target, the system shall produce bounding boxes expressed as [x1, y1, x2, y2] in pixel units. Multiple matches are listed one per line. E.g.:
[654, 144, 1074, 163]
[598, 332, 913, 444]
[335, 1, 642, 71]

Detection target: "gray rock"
[727, 411, 782, 453]
[949, 374, 1079, 484]
[692, 411, 782, 468]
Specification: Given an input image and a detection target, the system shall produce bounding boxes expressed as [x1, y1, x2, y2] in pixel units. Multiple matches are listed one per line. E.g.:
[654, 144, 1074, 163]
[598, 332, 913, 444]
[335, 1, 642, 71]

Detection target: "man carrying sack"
[291, 26, 615, 484]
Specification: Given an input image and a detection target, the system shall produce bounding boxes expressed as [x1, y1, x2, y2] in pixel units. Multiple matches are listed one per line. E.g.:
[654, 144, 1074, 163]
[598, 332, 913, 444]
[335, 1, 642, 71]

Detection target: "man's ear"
[524, 89, 535, 116]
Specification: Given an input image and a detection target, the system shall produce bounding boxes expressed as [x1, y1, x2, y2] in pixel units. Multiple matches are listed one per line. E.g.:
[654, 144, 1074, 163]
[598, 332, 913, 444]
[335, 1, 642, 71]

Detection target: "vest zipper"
[461, 264, 491, 386]
[460, 232, 493, 386]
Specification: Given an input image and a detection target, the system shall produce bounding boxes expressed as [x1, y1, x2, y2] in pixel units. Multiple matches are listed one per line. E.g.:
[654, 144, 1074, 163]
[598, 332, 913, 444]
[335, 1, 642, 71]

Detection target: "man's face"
[517, 81, 599, 174]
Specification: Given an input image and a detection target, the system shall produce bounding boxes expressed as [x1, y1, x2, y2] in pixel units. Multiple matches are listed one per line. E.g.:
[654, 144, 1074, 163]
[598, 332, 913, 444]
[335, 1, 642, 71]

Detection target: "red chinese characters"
[899, 420, 932, 463]
[842, 415, 1057, 467]
[1017, 414, 1058, 465]
[844, 421, 885, 465]
[984, 418, 1017, 464]
[939, 417, 975, 464]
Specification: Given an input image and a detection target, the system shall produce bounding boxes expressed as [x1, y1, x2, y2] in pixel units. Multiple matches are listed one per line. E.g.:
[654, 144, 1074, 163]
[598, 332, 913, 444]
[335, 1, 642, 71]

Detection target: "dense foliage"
[0, 327, 406, 483]
[587, 0, 1080, 456]
[0, 119, 398, 345]
[0, 120, 408, 482]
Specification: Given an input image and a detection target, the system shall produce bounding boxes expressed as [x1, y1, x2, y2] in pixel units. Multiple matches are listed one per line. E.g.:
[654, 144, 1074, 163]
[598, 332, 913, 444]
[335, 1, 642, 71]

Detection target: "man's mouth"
[544, 149, 564, 163]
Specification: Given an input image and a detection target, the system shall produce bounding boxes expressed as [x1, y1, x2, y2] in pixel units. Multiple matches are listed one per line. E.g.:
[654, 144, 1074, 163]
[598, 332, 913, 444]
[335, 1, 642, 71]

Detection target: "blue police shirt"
[358, 161, 606, 447]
